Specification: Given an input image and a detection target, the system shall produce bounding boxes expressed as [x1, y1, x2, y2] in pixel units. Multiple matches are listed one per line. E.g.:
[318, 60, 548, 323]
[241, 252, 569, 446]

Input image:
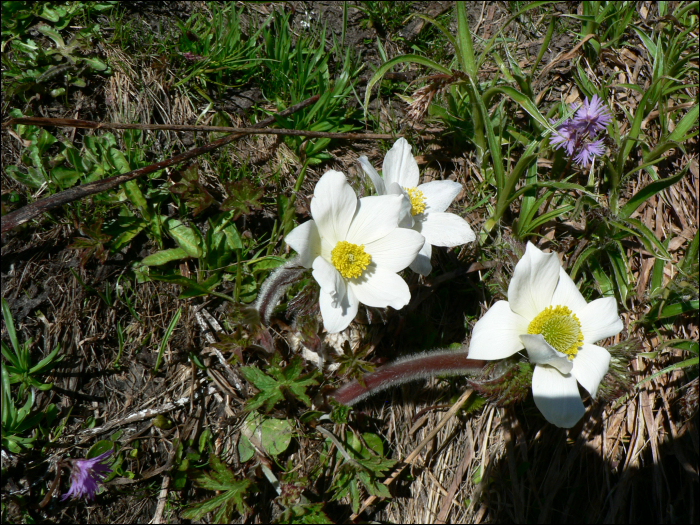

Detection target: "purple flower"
[549, 95, 611, 167]
[574, 139, 606, 167]
[549, 120, 578, 155]
[573, 95, 612, 136]
[61, 449, 113, 502]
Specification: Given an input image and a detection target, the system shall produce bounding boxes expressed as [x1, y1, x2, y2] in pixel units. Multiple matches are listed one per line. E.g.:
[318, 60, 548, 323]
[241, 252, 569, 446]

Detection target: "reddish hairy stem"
[332, 350, 487, 406]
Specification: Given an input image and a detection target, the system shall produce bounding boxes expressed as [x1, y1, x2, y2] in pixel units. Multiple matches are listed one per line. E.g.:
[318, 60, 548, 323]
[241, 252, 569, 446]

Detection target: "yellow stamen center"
[527, 305, 583, 360]
[331, 241, 371, 279]
[404, 187, 426, 216]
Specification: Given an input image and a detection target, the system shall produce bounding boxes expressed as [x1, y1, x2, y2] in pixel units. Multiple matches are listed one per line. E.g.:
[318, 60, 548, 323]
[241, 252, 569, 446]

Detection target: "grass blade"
[1, 298, 19, 354]
[617, 169, 687, 219]
[153, 307, 182, 375]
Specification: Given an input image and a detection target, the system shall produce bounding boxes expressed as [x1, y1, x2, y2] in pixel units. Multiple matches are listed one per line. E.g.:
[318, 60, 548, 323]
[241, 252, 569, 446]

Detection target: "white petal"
[398, 198, 414, 228]
[419, 180, 462, 213]
[508, 242, 561, 320]
[312, 257, 345, 306]
[520, 334, 573, 374]
[467, 301, 529, 360]
[577, 297, 624, 344]
[413, 212, 475, 248]
[572, 344, 610, 398]
[383, 138, 420, 187]
[284, 220, 320, 268]
[346, 195, 402, 245]
[348, 268, 411, 310]
[310, 170, 356, 245]
[364, 228, 425, 273]
[409, 242, 432, 275]
[358, 156, 386, 195]
[386, 183, 413, 228]
[532, 365, 585, 428]
[551, 267, 588, 313]
[319, 285, 358, 334]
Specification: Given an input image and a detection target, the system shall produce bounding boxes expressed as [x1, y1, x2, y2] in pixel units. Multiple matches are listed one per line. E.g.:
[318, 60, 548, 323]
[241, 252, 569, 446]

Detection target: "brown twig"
[3, 116, 401, 140]
[1, 95, 320, 235]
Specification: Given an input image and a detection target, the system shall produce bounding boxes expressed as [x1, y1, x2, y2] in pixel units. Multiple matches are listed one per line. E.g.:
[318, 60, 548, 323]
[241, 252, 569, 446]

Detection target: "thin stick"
[150, 474, 170, 525]
[1, 94, 319, 234]
[349, 388, 473, 521]
[3, 116, 401, 140]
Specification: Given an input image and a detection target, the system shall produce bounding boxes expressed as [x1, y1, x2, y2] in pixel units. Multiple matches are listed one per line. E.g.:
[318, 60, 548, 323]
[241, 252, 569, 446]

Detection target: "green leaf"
[456, 2, 476, 76]
[617, 170, 687, 219]
[482, 86, 552, 131]
[124, 180, 153, 222]
[154, 307, 181, 374]
[667, 104, 698, 142]
[181, 456, 254, 522]
[87, 440, 114, 459]
[238, 412, 293, 461]
[82, 57, 108, 71]
[240, 355, 319, 412]
[636, 357, 699, 388]
[50, 166, 80, 189]
[36, 24, 65, 47]
[658, 300, 699, 319]
[2, 298, 19, 354]
[108, 217, 148, 252]
[141, 248, 190, 266]
[164, 218, 203, 258]
[5, 165, 45, 189]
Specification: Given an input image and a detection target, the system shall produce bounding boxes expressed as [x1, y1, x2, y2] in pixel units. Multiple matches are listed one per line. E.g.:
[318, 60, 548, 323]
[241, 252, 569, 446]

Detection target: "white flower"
[358, 138, 476, 275]
[285, 170, 425, 334]
[467, 242, 624, 428]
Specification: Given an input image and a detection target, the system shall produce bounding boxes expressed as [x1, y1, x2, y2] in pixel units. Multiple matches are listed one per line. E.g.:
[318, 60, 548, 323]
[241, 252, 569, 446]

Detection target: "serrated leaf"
[220, 180, 263, 220]
[182, 456, 254, 522]
[278, 502, 332, 524]
[240, 355, 319, 412]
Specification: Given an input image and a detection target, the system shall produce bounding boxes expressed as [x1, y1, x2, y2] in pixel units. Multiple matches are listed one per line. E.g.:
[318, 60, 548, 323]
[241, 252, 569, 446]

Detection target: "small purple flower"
[574, 95, 612, 136]
[574, 139, 606, 167]
[182, 51, 204, 61]
[549, 95, 611, 167]
[61, 449, 113, 502]
[549, 120, 578, 155]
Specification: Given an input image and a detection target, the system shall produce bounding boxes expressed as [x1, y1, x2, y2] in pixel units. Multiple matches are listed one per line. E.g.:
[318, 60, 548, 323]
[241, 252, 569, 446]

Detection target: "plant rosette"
[358, 138, 475, 275]
[468, 242, 624, 428]
[285, 170, 425, 333]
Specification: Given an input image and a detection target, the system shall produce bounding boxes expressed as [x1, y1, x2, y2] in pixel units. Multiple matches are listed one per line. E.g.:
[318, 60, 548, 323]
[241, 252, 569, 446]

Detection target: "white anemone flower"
[468, 242, 624, 428]
[285, 170, 425, 334]
[358, 138, 476, 275]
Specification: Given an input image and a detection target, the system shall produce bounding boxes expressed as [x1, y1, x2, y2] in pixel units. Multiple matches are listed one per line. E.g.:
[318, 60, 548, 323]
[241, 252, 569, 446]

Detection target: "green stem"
[234, 249, 242, 303]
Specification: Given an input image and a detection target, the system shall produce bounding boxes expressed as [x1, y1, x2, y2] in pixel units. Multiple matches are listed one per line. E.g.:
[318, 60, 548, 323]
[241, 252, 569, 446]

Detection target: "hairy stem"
[332, 349, 486, 406]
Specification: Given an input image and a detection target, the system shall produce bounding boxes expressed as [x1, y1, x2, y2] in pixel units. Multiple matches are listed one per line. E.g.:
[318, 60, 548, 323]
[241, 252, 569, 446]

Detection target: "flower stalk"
[332, 349, 486, 406]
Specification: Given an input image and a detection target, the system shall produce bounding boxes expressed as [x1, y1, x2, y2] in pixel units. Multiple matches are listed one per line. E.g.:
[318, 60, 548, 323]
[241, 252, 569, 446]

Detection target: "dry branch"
[1, 94, 320, 234]
[3, 116, 400, 140]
